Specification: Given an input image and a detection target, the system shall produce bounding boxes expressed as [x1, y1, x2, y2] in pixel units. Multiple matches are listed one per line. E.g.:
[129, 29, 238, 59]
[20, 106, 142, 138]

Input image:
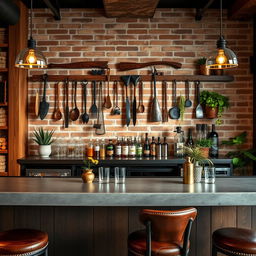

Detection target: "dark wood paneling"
[0, 206, 14, 231]
[237, 206, 252, 228]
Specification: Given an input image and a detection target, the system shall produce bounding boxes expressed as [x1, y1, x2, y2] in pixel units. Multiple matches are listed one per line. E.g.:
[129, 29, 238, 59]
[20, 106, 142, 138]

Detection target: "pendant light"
[206, 0, 238, 69]
[15, 0, 47, 69]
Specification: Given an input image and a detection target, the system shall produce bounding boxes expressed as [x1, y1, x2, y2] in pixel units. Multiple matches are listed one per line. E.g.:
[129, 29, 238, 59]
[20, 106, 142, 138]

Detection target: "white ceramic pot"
[194, 163, 203, 183]
[39, 145, 51, 158]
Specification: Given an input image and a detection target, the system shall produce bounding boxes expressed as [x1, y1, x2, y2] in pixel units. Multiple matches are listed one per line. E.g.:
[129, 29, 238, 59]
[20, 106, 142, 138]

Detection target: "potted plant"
[196, 57, 210, 75]
[195, 138, 213, 158]
[200, 90, 229, 124]
[184, 146, 213, 182]
[33, 127, 54, 158]
[81, 157, 99, 183]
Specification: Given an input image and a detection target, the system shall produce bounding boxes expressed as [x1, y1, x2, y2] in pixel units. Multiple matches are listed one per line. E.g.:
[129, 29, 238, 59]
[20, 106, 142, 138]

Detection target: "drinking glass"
[204, 166, 215, 184]
[114, 167, 126, 184]
[98, 167, 110, 184]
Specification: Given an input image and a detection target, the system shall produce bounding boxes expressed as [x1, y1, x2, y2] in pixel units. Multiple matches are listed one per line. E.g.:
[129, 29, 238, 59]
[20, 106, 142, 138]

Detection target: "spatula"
[39, 74, 49, 120]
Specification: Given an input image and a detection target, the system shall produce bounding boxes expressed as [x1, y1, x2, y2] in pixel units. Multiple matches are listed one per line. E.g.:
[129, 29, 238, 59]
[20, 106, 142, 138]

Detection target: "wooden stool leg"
[212, 244, 217, 256]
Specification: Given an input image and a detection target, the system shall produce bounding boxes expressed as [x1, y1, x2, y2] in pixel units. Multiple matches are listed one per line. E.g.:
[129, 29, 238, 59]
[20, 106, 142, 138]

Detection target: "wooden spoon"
[137, 81, 145, 113]
[104, 68, 112, 109]
[53, 82, 62, 121]
[70, 81, 80, 121]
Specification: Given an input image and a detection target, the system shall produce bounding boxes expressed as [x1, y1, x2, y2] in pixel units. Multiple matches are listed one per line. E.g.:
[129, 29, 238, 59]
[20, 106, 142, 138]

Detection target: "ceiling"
[21, 0, 235, 9]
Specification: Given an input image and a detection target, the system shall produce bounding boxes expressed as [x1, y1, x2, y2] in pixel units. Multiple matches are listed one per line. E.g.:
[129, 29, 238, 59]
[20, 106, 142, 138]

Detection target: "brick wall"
[28, 8, 253, 156]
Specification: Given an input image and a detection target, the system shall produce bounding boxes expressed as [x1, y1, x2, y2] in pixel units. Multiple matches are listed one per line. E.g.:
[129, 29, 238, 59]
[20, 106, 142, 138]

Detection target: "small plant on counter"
[33, 127, 55, 145]
[200, 90, 229, 125]
[81, 157, 99, 183]
[82, 157, 99, 171]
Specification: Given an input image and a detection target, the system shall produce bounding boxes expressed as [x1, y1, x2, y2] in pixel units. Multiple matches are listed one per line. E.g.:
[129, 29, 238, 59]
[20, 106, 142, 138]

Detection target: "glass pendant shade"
[206, 36, 238, 69]
[15, 38, 47, 69]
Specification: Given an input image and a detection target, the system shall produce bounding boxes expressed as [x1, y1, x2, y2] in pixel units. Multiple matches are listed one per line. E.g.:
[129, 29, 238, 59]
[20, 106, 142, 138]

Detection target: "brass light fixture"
[206, 0, 238, 69]
[15, 0, 47, 69]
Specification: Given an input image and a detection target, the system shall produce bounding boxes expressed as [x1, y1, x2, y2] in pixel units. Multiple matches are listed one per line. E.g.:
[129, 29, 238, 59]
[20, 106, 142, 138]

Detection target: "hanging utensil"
[64, 78, 69, 128]
[94, 82, 106, 135]
[70, 81, 80, 121]
[103, 68, 112, 109]
[137, 81, 145, 113]
[185, 80, 192, 108]
[81, 80, 89, 124]
[35, 90, 39, 117]
[150, 67, 162, 122]
[195, 81, 204, 119]
[131, 75, 140, 126]
[162, 81, 168, 122]
[90, 80, 98, 119]
[53, 82, 62, 121]
[169, 80, 180, 120]
[111, 81, 121, 115]
[121, 75, 131, 127]
[39, 74, 50, 120]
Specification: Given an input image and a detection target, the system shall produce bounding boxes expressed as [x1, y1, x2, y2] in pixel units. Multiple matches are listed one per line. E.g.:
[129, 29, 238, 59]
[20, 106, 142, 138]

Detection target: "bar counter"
[0, 177, 254, 206]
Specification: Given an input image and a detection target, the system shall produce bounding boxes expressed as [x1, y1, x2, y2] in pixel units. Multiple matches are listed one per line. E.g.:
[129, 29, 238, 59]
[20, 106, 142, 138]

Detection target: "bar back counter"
[0, 176, 255, 256]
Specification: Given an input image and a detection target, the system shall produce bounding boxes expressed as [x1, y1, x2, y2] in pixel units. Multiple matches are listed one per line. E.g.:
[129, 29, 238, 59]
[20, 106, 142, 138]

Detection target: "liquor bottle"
[150, 136, 156, 157]
[161, 137, 168, 158]
[136, 136, 143, 158]
[208, 124, 219, 157]
[183, 156, 194, 184]
[186, 128, 194, 147]
[122, 137, 129, 158]
[143, 133, 150, 157]
[100, 139, 105, 159]
[87, 139, 94, 157]
[115, 137, 122, 158]
[129, 137, 136, 158]
[106, 139, 114, 157]
[196, 124, 202, 141]
[94, 139, 100, 159]
[174, 126, 185, 158]
[156, 137, 162, 158]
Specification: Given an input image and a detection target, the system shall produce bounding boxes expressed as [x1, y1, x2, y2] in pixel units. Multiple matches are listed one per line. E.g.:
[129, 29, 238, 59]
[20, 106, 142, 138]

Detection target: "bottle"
[208, 124, 219, 157]
[115, 137, 122, 158]
[196, 124, 202, 141]
[94, 139, 100, 159]
[161, 137, 168, 158]
[156, 137, 162, 158]
[106, 139, 114, 157]
[186, 128, 194, 147]
[201, 124, 208, 139]
[150, 136, 156, 157]
[129, 137, 136, 158]
[100, 139, 105, 159]
[143, 133, 150, 157]
[87, 139, 94, 157]
[174, 126, 185, 158]
[122, 137, 129, 158]
[183, 156, 194, 184]
[136, 136, 143, 158]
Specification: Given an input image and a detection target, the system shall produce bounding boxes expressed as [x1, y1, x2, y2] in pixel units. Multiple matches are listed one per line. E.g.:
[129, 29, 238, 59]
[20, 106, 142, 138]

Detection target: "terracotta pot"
[81, 169, 95, 183]
[199, 65, 210, 75]
[205, 106, 218, 119]
[200, 147, 209, 158]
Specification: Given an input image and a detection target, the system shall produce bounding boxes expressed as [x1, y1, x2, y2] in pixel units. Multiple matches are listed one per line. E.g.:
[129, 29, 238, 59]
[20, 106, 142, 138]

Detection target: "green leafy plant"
[196, 57, 207, 65]
[33, 127, 55, 145]
[178, 95, 185, 121]
[200, 90, 229, 125]
[222, 132, 256, 168]
[184, 146, 213, 166]
[82, 157, 99, 170]
[196, 138, 213, 148]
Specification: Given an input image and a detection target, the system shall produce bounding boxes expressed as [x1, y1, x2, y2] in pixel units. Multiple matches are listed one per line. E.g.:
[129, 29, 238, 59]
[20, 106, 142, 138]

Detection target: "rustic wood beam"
[195, 0, 215, 21]
[103, 0, 160, 18]
[229, 0, 256, 20]
[42, 0, 61, 20]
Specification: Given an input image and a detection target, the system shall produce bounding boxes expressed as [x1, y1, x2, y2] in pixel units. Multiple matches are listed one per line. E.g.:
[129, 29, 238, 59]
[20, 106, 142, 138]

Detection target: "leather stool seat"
[212, 227, 256, 256]
[0, 229, 48, 255]
[128, 230, 184, 256]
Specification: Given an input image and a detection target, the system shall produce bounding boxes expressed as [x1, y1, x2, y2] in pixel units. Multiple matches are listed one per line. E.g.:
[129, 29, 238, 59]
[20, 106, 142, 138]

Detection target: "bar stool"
[212, 227, 256, 256]
[0, 229, 48, 256]
[128, 207, 197, 256]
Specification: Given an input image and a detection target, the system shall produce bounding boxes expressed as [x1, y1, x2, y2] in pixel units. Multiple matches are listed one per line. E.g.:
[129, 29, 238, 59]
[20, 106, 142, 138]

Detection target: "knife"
[121, 75, 131, 127]
[64, 78, 69, 128]
[131, 75, 140, 126]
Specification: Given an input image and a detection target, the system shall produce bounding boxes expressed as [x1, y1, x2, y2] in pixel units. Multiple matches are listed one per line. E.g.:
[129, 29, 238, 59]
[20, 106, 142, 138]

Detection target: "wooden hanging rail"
[29, 75, 234, 83]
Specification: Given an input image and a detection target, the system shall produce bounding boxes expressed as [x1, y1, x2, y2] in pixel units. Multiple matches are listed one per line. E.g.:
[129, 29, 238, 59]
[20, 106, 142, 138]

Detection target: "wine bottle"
[156, 137, 162, 158]
[186, 128, 194, 147]
[161, 137, 168, 158]
[208, 124, 219, 157]
[143, 133, 150, 157]
[150, 136, 156, 157]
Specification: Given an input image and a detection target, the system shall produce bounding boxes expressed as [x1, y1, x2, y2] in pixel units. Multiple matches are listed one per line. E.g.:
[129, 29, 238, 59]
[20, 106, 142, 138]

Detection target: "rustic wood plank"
[128, 207, 144, 233]
[237, 206, 252, 229]
[229, 0, 256, 19]
[0, 206, 14, 231]
[54, 207, 93, 256]
[103, 0, 160, 18]
[251, 206, 256, 229]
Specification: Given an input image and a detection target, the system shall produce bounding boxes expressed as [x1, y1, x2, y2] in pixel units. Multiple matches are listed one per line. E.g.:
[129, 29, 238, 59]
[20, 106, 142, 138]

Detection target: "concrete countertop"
[0, 177, 255, 206]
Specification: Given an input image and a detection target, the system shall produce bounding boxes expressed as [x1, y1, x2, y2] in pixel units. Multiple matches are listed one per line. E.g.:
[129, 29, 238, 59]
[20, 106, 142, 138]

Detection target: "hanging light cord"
[220, 0, 223, 37]
[30, 0, 33, 39]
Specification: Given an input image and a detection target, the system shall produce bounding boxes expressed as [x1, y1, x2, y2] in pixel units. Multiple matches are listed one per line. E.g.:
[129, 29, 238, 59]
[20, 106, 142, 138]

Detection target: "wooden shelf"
[0, 126, 7, 130]
[0, 43, 8, 48]
[0, 172, 8, 176]
[0, 68, 8, 73]
[0, 103, 7, 107]
[0, 150, 7, 154]
[29, 75, 234, 83]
